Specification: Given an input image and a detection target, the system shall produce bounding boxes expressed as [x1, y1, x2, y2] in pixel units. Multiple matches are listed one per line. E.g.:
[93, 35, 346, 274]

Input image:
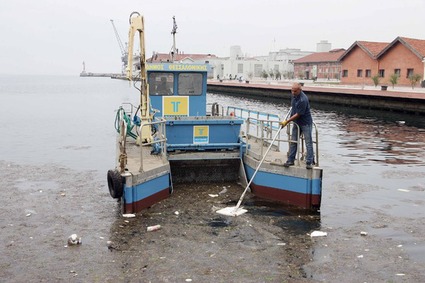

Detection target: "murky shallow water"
[1, 75, 425, 281]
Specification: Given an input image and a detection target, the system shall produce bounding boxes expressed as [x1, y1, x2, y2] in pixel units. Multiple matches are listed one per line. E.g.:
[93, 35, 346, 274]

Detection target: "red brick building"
[293, 49, 345, 80]
[339, 37, 425, 86]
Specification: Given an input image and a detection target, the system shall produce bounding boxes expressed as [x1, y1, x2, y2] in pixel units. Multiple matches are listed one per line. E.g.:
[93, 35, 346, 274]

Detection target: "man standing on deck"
[279, 82, 315, 169]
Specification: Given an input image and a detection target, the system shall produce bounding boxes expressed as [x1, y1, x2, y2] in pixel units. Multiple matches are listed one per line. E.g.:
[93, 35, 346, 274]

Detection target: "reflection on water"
[208, 92, 425, 167]
[337, 117, 425, 165]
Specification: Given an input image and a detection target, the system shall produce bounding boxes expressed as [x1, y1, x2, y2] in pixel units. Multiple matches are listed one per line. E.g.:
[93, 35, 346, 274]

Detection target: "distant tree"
[261, 70, 269, 80]
[274, 70, 281, 80]
[247, 71, 253, 81]
[408, 73, 422, 89]
[284, 71, 294, 79]
[371, 74, 380, 87]
[297, 70, 304, 79]
[389, 73, 399, 89]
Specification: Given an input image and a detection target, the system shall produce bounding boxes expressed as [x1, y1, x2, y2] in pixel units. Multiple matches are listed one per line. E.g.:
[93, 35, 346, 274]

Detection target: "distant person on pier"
[280, 82, 315, 169]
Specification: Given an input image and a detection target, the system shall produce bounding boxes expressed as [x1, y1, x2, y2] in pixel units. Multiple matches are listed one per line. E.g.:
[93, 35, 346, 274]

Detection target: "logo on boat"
[162, 96, 189, 117]
[193, 126, 209, 144]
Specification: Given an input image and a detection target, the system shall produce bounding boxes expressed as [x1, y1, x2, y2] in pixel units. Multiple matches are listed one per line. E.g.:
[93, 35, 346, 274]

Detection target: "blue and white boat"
[107, 12, 323, 214]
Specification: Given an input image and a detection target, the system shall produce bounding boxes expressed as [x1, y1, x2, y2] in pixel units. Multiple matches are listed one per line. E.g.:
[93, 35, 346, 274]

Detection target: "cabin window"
[394, 69, 401, 76]
[365, 69, 371, 77]
[342, 70, 348, 77]
[178, 73, 203, 96]
[357, 69, 363, 77]
[237, 64, 243, 73]
[378, 69, 385, 78]
[148, 73, 174, 96]
[407, 68, 414, 78]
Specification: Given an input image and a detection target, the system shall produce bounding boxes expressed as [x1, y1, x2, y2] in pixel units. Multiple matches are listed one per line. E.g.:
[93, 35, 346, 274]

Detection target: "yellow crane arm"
[126, 12, 151, 143]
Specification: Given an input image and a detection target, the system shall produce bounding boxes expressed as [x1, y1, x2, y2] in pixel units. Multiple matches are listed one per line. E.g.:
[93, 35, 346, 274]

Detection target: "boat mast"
[171, 16, 178, 62]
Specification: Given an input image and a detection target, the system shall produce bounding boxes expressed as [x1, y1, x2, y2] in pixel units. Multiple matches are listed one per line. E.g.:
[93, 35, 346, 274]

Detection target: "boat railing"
[244, 117, 320, 166]
[207, 102, 226, 116]
[138, 119, 168, 172]
[227, 106, 280, 137]
[121, 102, 138, 118]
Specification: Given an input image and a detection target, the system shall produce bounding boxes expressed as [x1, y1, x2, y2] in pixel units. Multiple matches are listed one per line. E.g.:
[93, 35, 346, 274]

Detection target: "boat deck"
[123, 140, 170, 179]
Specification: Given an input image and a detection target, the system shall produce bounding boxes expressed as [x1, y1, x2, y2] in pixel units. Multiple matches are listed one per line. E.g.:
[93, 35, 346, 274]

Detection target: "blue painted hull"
[244, 164, 322, 210]
[123, 173, 171, 214]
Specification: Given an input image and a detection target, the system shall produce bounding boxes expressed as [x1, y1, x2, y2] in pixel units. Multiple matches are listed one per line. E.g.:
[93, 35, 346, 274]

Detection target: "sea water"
[1, 74, 425, 262]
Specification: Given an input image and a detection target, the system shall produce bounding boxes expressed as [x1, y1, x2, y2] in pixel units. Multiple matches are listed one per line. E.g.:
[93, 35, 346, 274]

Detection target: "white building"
[208, 46, 313, 81]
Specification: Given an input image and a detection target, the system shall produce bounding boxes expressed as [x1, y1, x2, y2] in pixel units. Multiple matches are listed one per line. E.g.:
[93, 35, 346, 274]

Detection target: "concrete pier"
[80, 72, 121, 78]
[207, 81, 425, 115]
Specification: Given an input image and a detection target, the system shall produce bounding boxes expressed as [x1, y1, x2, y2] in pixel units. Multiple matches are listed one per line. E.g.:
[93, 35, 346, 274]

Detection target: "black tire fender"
[107, 170, 123, 199]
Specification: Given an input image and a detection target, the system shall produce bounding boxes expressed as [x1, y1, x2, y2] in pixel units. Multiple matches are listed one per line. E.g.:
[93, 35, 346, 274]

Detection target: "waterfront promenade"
[207, 79, 425, 115]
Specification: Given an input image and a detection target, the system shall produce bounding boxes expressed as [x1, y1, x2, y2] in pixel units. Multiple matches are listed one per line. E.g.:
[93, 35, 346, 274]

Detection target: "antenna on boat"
[170, 16, 178, 62]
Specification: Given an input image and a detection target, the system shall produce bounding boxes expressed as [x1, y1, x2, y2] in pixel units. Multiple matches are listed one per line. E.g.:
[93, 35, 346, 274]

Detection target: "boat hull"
[122, 170, 172, 214]
[244, 155, 322, 210]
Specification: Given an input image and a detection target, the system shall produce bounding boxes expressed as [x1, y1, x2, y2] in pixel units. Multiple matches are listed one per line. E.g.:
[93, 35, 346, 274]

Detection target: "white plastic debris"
[360, 231, 368, 236]
[147, 225, 161, 232]
[310, 231, 327, 237]
[122, 213, 136, 218]
[174, 211, 179, 215]
[219, 188, 228, 195]
[208, 194, 219, 198]
[25, 209, 36, 216]
[67, 234, 82, 245]
[397, 189, 410, 192]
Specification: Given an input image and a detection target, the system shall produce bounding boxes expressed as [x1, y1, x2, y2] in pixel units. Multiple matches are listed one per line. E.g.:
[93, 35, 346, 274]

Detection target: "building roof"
[147, 53, 218, 63]
[339, 41, 389, 61]
[378, 36, 425, 59]
[294, 49, 345, 64]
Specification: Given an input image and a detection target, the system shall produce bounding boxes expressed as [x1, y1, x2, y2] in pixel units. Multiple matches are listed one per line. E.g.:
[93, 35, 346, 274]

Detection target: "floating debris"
[208, 194, 219, 198]
[147, 225, 161, 232]
[122, 213, 136, 218]
[67, 234, 82, 245]
[219, 188, 227, 195]
[107, 240, 117, 251]
[174, 211, 179, 215]
[397, 189, 410, 192]
[310, 231, 327, 237]
[360, 231, 368, 236]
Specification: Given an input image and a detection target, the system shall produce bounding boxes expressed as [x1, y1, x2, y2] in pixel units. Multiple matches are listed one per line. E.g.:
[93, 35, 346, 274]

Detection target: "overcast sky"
[1, 0, 424, 75]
